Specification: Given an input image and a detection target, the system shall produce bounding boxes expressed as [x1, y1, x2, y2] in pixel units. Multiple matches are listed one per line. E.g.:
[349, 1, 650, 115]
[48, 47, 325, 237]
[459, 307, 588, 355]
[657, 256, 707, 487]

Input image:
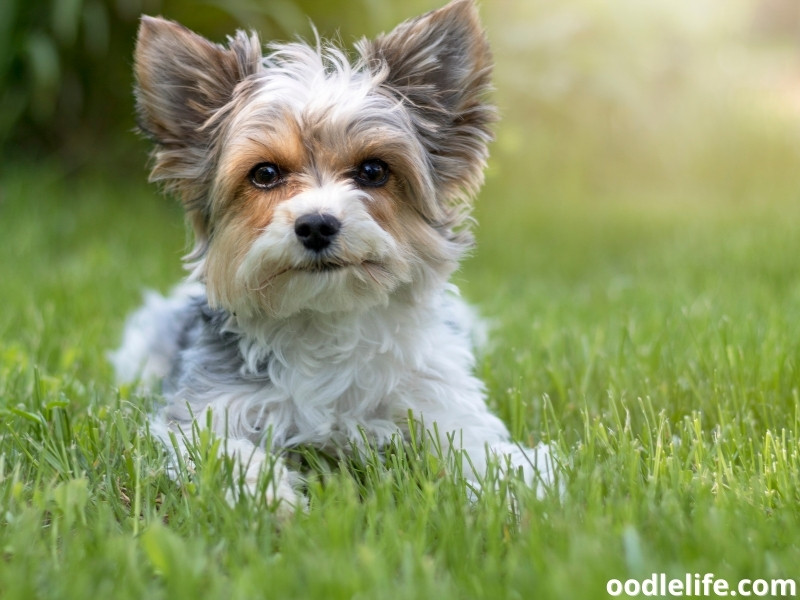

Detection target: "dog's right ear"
[134, 17, 262, 249]
[134, 16, 262, 147]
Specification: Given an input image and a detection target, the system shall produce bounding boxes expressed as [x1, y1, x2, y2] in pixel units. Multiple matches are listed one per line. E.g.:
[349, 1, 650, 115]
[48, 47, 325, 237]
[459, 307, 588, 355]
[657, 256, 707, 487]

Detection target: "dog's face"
[134, 0, 493, 319]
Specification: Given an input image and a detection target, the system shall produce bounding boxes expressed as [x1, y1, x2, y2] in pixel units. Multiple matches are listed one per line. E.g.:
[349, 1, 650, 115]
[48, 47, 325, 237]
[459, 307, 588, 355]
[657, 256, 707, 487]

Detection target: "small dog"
[112, 0, 554, 511]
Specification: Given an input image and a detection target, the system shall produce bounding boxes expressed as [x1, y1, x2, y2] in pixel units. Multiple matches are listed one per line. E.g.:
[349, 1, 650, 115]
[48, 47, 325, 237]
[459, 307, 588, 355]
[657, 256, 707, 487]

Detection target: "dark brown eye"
[354, 159, 389, 187]
[249, 162, 284, 189]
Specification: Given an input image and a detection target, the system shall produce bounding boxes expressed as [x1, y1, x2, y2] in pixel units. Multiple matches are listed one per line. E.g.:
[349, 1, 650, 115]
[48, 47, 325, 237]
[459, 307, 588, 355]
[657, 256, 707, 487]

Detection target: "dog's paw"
[491, 441, 560, 498]
[225, 451, 307, 517]
[261, 466, 308, 517]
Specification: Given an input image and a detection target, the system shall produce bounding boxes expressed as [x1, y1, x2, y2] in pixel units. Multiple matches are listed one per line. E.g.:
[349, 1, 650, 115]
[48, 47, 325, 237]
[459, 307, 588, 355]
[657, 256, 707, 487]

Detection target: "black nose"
[294, 213, 341, 252]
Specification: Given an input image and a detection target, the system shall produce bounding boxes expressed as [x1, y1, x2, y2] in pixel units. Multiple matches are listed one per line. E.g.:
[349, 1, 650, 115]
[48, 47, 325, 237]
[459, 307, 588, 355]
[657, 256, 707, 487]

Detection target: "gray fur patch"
[164, 296, 270, 398]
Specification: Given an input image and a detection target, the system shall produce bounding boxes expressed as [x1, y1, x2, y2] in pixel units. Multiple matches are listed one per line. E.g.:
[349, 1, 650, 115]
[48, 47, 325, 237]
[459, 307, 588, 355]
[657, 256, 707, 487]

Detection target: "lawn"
[2, 1, 800, 598]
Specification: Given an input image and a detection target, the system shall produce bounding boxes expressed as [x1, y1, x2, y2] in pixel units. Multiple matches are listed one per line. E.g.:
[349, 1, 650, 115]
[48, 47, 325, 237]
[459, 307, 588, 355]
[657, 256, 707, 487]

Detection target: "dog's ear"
[134, 16, 261, 146]
[134, 16, 262, 248]
[358, 0, 495, 205]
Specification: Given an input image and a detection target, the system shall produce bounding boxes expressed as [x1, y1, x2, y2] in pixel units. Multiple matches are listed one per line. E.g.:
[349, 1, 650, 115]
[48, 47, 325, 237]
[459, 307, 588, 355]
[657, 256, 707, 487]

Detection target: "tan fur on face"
[200, 83, 474, 315]
[212, 107, 307, 213]
[205, 211, 260, 311]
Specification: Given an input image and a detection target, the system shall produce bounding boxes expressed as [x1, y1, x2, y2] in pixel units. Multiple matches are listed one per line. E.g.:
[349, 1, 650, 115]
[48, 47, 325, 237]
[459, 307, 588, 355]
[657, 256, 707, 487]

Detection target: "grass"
[2, 1, 800, 598]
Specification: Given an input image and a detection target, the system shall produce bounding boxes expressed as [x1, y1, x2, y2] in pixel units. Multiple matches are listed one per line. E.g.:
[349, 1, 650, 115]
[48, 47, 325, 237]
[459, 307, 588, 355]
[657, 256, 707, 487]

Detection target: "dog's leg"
[218, 437, 306, 514]
[116, 288, 306, 514]
[417, 406, 557, 498]
[464, 437, 557, 497]
[149, 410, 306, 515]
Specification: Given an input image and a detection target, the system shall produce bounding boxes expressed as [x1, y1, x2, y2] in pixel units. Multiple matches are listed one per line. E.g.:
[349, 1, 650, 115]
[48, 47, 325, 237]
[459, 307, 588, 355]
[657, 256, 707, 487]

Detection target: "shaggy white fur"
[113, 284, 555, 509]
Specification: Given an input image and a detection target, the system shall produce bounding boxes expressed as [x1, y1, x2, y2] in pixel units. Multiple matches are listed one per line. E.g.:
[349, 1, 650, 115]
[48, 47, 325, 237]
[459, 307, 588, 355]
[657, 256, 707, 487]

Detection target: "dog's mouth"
[306, 260, 349, 273]
[260, 260, 386, 285]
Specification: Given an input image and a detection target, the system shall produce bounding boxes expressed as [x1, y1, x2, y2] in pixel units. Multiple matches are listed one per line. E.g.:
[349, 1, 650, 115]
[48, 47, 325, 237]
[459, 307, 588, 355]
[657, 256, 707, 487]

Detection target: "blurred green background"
[0, 0, 798, 185]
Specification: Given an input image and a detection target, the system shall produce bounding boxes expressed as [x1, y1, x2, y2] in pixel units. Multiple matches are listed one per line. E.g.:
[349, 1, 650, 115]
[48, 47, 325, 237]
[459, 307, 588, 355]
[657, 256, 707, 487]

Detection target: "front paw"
[492, 441, 559, 497]
[223, 446, 307, 516]
[226, 468, 307, 517]
[261, 466, 308, 517]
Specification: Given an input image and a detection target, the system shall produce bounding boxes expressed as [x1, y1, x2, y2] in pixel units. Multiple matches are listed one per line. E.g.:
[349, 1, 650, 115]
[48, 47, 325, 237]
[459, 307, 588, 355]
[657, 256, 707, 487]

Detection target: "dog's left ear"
[359, 0, 495, 204]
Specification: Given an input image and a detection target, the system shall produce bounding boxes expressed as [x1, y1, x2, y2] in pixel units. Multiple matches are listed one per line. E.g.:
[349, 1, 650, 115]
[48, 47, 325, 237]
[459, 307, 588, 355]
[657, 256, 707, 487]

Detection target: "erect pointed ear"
[134, 16, 262, 147]
[358, 0, 495, 205]
[134, 16, 262, 249]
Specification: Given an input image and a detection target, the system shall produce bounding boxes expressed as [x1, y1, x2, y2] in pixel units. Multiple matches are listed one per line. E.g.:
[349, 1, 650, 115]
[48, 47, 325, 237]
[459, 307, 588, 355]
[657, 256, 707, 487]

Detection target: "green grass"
[3, 1, 800, 598]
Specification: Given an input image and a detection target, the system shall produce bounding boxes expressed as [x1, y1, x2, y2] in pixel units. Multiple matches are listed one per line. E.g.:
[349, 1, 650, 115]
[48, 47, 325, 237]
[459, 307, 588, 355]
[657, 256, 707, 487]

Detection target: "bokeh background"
[2, 0, 799, 178]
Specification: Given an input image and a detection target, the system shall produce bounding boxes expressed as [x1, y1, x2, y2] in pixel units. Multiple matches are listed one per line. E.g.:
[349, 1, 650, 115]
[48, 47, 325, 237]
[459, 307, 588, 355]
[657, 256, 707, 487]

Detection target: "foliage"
[0, 0, 142, 162]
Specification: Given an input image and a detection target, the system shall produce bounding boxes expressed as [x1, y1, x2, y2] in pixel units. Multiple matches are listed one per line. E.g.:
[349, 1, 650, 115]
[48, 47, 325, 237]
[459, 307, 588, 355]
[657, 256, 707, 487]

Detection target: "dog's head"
[134, 0, 494, 319]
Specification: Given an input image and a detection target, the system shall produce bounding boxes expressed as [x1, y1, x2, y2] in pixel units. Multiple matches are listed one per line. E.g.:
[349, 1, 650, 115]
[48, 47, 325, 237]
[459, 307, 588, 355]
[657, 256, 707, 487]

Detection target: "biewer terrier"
[112, 0, 554, 511]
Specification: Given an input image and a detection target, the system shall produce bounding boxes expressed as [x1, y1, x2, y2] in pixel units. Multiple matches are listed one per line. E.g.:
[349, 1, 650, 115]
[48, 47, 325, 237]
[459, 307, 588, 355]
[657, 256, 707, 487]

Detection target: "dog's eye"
[249, 162, 284, 190]
[354, 159, 389, 187]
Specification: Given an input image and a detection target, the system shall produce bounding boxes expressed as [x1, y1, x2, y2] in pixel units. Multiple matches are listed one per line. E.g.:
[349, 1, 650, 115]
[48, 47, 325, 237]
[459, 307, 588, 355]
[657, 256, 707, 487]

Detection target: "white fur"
[114, 283, 556, 510]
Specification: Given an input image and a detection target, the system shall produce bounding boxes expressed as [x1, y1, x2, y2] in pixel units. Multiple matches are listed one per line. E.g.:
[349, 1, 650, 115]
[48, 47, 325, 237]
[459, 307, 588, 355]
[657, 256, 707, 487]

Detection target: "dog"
[112, 0, 554, 512]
